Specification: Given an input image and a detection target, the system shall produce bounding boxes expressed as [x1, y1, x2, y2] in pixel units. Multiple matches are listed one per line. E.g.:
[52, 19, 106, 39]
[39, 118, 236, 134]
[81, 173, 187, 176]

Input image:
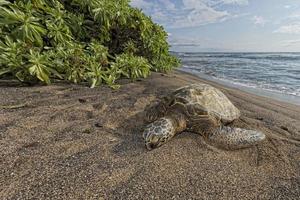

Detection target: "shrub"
[113, 53, 151, 80]
[0, 0, 180, 88]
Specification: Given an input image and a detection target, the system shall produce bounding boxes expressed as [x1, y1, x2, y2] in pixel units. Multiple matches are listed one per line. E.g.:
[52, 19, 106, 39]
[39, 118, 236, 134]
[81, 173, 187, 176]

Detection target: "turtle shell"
[167, 83, 240, 124]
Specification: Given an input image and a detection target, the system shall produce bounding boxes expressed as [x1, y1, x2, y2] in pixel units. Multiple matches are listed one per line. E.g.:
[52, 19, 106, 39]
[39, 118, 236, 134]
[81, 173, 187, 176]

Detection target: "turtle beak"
[145, 138, 166, 150]
[145, 136, 159, 150]
[146, 143, 155, 150]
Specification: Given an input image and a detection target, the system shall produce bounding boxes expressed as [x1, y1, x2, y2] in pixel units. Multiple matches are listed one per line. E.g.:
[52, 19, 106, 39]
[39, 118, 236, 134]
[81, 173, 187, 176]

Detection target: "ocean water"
[173, 52, 300, 104]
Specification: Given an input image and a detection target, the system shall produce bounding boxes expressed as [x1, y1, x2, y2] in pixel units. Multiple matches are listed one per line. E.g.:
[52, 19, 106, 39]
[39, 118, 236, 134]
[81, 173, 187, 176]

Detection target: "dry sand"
[0, 71, 300, 199]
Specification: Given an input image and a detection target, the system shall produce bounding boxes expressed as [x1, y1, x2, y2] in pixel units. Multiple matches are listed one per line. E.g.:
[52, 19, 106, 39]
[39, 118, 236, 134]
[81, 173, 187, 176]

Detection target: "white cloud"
[171, 0, 230, 28]
[168, 36, 203, 46]
[158, 0, 176, 10]
[168, 35, 224, 47]
[201, 0, 248, 7]
[131, 0, 248, 28]
[252, 16, 267, 26]
[287, 13, 300, 20]
[284, 5, 291, 9]
[131, 0, 153, 8]
[274, 22, 300, 34]
[281, 39, 300, 47]
[221, 0, 248, 5]
[213, 0, 248, 6]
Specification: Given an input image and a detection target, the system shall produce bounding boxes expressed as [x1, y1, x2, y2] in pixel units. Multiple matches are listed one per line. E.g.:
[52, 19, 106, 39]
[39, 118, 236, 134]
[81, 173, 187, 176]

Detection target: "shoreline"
[177, 68, 300, 106]
[1, 71, 299, 199]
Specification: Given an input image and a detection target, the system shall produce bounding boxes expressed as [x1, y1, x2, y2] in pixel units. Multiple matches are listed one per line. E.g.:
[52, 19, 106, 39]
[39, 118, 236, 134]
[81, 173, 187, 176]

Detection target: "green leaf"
[0, 0, 9, 6]
[0, 0, 180, 87]
[0, 68, 10, 76]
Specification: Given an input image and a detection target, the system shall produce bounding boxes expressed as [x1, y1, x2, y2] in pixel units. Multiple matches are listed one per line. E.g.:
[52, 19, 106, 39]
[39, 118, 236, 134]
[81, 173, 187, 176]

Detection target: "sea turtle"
[143, 83, 266, 150]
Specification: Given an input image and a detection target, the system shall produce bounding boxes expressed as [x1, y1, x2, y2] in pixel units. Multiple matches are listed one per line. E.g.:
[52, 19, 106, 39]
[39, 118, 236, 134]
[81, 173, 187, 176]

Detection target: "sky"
[130, 0, 300, 52]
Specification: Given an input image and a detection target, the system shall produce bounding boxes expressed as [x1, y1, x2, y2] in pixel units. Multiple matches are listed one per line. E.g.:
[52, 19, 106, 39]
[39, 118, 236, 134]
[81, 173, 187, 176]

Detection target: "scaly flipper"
[145, 96, 171, 122]
[204, 126, 266, 150]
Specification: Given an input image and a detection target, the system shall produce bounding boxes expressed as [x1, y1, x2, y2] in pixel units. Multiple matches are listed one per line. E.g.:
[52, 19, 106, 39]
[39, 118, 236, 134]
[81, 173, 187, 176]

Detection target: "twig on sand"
[0, 103, 27, 109]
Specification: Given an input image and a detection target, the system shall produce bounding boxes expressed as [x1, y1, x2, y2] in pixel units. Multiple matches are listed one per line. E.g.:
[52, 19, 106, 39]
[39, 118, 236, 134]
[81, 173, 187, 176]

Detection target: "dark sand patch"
[0, 71, 299, 199]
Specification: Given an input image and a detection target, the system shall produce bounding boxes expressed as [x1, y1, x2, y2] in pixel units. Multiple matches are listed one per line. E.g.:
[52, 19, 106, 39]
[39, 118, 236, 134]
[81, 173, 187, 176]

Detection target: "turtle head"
[144, 132, 169, 150]
[143, 117, 175, 150]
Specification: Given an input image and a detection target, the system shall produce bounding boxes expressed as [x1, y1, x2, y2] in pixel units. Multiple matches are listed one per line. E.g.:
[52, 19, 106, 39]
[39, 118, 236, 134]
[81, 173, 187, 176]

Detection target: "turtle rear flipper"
[205, 126, 266, 150]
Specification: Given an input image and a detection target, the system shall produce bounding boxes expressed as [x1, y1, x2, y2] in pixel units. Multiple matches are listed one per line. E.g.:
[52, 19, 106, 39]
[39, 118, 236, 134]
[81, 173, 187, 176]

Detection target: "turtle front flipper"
[145, 96, 172, 122]
[204, 126, 266, 150]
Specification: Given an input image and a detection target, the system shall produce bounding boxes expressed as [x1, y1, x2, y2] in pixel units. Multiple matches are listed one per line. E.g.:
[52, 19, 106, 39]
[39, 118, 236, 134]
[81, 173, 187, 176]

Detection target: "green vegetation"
[0, 0, 180, 88]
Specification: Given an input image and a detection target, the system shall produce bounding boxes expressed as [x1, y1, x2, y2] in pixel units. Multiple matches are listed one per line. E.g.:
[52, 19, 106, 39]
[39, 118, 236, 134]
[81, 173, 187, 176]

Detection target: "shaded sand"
[0, 71, 300, 199]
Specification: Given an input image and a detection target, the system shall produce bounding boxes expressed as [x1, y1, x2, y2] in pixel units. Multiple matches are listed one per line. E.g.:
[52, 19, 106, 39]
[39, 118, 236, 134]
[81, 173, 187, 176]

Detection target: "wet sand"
[1, 71, 300, 199]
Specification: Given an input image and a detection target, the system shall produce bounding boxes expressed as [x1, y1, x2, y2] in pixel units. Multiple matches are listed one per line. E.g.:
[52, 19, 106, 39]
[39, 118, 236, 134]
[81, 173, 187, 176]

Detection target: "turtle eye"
[143, 131, 148, 139]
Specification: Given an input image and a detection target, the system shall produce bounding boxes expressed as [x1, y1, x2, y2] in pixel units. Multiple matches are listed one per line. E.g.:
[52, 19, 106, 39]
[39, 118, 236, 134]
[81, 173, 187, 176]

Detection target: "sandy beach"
[0, 71, 299, 199]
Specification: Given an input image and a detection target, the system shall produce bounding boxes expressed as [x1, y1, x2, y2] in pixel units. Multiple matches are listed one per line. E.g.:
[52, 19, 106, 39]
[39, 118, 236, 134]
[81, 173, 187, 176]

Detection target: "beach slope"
[1, 71, 299, 199]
